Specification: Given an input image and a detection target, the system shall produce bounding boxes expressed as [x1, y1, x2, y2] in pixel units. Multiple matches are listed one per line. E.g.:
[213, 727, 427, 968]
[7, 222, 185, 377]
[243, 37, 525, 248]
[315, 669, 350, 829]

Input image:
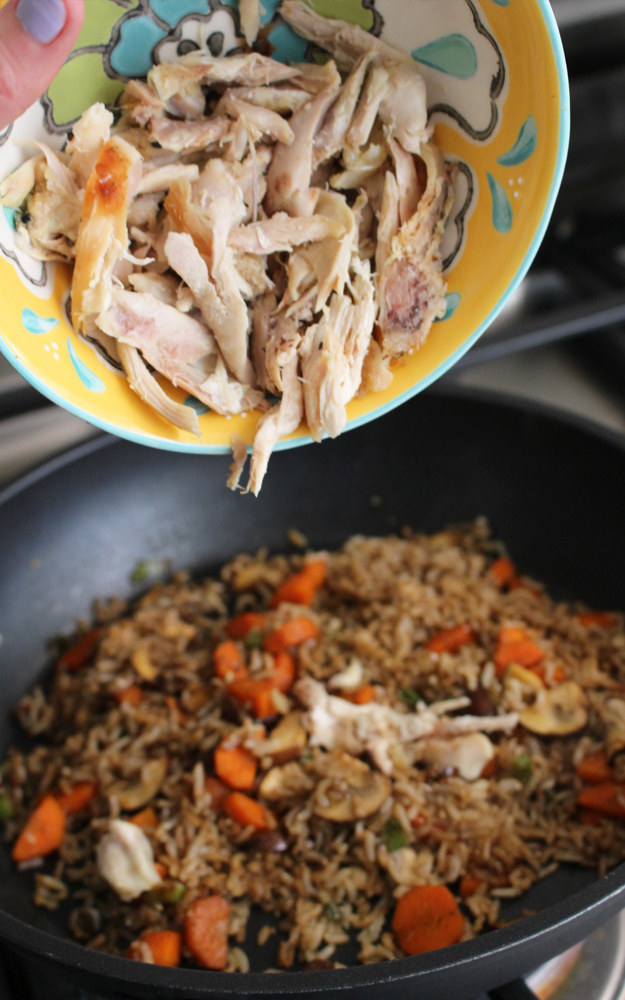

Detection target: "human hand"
[0, 0, 85, 130]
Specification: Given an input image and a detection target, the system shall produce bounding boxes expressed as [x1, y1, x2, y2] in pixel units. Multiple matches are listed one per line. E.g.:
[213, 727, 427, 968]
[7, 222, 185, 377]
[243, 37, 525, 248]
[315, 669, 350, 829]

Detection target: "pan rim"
[1, 384, 625, 994]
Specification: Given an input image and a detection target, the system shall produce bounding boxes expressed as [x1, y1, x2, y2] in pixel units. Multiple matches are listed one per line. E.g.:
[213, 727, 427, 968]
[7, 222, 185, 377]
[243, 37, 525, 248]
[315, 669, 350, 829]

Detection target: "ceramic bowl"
[0, 0, 569, 454]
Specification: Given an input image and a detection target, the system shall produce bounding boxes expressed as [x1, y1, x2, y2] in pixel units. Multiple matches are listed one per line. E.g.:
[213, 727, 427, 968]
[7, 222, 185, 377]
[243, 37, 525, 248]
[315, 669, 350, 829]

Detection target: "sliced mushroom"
[258, 761, 314, 801]
[312, 751, 390, 822]
[255, 711, 308, 764]
[505, 662, 545, 691]
[520, 681, 588, 736]
[109, 758, 168, 811]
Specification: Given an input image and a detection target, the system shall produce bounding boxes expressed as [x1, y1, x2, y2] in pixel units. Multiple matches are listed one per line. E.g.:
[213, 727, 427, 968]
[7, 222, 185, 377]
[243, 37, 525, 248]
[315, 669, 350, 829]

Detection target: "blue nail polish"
[17, 0, 66, 44]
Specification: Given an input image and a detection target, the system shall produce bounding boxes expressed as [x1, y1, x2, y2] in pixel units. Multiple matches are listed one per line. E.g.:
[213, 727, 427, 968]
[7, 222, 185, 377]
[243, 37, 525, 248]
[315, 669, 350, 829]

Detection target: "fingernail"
[17, 0, 66, 43]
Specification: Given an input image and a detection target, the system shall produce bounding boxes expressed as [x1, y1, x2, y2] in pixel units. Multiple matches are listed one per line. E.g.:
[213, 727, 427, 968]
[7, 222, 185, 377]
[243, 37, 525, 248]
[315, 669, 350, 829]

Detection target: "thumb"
[0, 0, 85, 129]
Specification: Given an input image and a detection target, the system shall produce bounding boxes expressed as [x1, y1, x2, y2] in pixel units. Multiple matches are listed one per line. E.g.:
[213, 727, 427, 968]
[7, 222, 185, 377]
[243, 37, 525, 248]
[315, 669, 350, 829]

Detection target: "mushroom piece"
[258, 761, 314, 801]
[312, 751, 390, 822]
[253, 711, 308, 764]
[108, 758, 168, 811]
[519, 682, 588, 736]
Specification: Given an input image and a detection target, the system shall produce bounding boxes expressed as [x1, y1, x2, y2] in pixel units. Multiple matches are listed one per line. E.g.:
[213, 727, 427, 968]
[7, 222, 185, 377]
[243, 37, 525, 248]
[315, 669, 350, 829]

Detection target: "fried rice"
[2, 519, 625, 971]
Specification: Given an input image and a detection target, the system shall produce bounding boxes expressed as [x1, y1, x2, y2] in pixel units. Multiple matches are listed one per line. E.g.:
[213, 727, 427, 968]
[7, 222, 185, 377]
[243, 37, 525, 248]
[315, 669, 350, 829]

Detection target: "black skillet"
[0, 384, 625, 1000]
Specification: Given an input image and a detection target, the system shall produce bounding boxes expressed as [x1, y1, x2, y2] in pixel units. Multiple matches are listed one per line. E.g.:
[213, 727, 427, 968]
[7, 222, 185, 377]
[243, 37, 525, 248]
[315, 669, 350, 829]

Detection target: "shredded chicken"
[294, 677, 518, 775]
[96, 819, 162, 902]
[1, 0, 452, 493]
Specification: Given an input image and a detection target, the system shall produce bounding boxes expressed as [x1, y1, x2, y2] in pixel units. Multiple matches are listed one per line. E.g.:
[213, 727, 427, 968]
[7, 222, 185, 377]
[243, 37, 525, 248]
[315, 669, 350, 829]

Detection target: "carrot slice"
[576, 782, 625, 818]
[141, 930, 181, 967]
[55, 781, 97, 815]
[576, 750, 613, 785]
[341, 684, 377, 705]
[392, 884, 464, 956]
[426, 624, 476, 654]
[488, 556, 517, 587]
[575, 611, 616, 628]
[12, 795, 66, 863]
[271, 651, 296, 693]
[227, 677, 277, 719]
[129, 806, 158, 829]
[226, 612, 266, 639]
[270, 559, 326, 608]
[214, 743, 258, 791]
[185, 895, 231, 970]
[494, 626, 545, 677]
[263, 617, 319, 653]
[213, 640, 247, 682]
[459, 875, 481, 898]
[223, 791, 273, 831]
[57, 626, 101, 671]
[114, 684, 144, 706]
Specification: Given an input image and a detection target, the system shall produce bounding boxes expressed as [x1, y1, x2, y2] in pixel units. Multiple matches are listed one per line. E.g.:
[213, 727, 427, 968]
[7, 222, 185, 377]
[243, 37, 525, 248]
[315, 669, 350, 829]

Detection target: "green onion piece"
[399, 688, 422, 707]
[381, 817, 410, 852]
[244, 630, 263, 649]
[130, 559, 169, 584]
[152, 880, 187, 905]
[0, 793, 14, 821]
[324, 902, 341, 922]
[510, 753, 532, 785]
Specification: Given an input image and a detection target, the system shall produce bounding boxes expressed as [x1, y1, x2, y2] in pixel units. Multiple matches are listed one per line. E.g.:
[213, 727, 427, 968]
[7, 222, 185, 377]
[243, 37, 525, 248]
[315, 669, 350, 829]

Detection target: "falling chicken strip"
[71, 136, 142, 331]
[294, 677, 519, 776]
[3, 0, 453, 494]
[376, 142, 453, 356]
[280, 0, 430, 154]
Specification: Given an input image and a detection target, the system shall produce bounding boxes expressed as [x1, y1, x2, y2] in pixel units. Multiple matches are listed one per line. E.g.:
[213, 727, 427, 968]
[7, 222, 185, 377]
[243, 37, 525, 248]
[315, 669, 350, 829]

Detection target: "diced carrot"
[185, 895, 231, 970]
[576, 750, 613, 785]
[578, 809, 603, 826]
[263, 617, 320, 653]
[270, 559, 326, 608]
[114, 684, 144, 706]
[213, 640, 247, 683]
[410, 813, 427, 829]
[57, 626, 102, 671]
[576, 782, 625, 818]
[271, 651, 296, 693]
[205, 776, 229, 810]
[426, 624, 476, 654]
[488, 556, 517, 587]
[223, 791, 274, 831]
[55, 781, 97, 815]
[141, 930, 181, 967]
[494, 626, 545, 678]
[392, 884, 464, 956]
[226, 612, 266, 639]
[341, 684, 377, 705]
[12, 795, 66, 863]
[575, 611, 616, 628]
[459, 875, 481, 898]
[154, 862, 168, 879]
[214, 743, 257, 791]
[227, 677, 277, 719]
[129, 806, 158, 829]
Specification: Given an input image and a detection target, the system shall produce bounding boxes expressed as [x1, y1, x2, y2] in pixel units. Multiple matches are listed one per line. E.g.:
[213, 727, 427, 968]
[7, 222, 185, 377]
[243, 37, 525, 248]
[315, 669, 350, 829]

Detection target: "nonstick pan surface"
[0, 385, 625, 1000]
